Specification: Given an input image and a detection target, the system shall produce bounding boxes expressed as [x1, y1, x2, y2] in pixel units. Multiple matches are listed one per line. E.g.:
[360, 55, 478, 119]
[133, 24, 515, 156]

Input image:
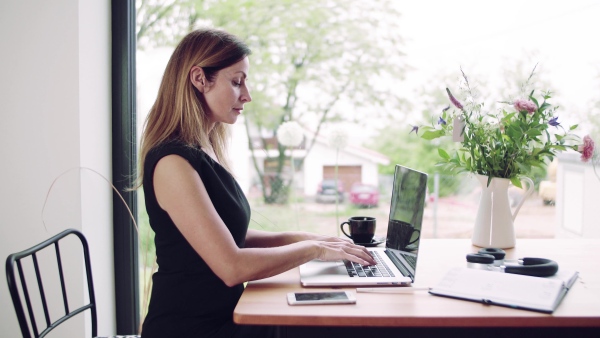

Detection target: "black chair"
[6, 228, 140, 338]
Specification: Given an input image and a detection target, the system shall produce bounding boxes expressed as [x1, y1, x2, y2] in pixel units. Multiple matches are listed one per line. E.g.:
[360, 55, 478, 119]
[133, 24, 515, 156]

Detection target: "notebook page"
[430, 267, 567, 312]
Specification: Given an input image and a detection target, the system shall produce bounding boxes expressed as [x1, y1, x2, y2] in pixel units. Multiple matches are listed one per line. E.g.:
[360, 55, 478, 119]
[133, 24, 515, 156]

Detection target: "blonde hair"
[137, 28, 251, 186]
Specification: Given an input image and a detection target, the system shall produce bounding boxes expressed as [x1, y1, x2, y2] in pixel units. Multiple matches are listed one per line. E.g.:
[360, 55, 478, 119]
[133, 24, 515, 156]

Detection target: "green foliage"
[137, 0, 408, 204]
[137, 189, 156, 268]
[145, 0, 407, 204]
[418, 69, 581, 185]
[368, 124, 462, 197]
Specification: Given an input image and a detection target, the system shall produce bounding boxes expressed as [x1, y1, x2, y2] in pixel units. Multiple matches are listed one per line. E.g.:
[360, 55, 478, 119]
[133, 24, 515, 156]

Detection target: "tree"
[136, 0, 189, 49]
[137, 0, 408, 203]
[367, 71, 464, 197]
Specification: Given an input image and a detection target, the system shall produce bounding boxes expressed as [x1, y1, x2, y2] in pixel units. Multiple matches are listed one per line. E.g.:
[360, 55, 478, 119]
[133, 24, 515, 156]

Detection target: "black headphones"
[466, 248, 559, 277]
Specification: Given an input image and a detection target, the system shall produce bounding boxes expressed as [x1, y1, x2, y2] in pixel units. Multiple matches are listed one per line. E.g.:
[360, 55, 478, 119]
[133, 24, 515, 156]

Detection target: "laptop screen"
[385, 165, 428, 280]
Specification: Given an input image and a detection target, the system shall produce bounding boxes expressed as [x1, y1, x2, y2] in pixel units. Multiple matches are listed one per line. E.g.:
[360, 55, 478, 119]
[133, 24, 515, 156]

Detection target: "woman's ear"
[190, 66, 208, 93]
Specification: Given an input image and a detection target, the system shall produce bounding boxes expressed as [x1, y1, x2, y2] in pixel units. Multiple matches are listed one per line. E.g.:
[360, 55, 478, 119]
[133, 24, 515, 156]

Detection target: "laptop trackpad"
[302, 260, 346, 275]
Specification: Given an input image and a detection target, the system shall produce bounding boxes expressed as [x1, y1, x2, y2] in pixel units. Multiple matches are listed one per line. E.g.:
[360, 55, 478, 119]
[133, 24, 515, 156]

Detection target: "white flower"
[277, 121, 304, 147]
[329, 126, 349, 149]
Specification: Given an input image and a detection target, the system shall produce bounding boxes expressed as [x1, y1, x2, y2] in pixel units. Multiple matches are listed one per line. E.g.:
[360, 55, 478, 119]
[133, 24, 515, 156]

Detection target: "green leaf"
[510, 176, 523, 189]
[421, 130, 445, 140]
[526, 128, 542, 137]
[438, 148, 450, 160]
[538, 102, 550, 113]
[570, 124, 578, 131]
[530, 96, 539, 108]
[516, 162, 530, 172]
[550, 145, 567, 151]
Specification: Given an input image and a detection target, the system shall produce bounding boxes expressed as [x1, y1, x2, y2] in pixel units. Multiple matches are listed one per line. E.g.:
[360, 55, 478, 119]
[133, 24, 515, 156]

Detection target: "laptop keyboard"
[343, 251, 395, 278]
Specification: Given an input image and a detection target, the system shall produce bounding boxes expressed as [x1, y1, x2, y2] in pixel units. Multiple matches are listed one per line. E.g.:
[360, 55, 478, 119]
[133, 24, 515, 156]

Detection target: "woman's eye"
[233, 81, 242, 87]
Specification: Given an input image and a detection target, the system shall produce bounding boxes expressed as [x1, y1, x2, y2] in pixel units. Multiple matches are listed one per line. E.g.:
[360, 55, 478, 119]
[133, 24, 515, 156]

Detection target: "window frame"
[111, 0, 140, 334]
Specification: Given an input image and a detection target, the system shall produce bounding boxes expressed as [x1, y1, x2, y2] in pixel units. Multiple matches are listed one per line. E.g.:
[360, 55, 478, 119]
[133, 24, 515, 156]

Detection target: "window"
[133, 0, 600, 321]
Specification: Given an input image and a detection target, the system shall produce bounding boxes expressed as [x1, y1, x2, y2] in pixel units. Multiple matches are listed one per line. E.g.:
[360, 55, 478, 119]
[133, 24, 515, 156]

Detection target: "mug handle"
[340, 222, 352, 239]
[408, 229, 420, 245]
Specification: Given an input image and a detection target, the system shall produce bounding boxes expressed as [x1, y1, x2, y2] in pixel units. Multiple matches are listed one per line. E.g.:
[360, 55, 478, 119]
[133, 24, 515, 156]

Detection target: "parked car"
[316, 179, 344, 203]
[349, 183, 379, 208]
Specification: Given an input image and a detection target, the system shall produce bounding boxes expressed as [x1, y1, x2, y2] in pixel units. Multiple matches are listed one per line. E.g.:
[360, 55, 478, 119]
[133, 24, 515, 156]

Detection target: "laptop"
[300, 165, 428, 286]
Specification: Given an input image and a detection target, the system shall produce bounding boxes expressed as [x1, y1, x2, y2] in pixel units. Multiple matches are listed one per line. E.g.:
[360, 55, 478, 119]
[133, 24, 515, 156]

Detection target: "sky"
[394, 0, 600, 132]
[137, 0, 600, 140]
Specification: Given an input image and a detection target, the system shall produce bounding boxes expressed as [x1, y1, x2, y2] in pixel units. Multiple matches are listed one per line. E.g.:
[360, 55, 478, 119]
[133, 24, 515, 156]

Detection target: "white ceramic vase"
[472, 174, 534, 249]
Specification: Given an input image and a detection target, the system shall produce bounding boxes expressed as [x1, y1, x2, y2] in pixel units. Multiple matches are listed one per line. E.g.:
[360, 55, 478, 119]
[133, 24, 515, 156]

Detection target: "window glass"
[135, 0, 600, 318]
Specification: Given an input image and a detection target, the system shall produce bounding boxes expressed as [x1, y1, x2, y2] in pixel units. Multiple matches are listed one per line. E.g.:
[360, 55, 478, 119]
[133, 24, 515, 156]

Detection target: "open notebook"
[300, 165, 428, 286]
[429, 267, 579, 313]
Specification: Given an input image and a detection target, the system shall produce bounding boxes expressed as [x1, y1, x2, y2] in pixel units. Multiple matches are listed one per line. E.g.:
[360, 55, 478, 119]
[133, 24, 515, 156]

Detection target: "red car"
[349, 183, 379, 208]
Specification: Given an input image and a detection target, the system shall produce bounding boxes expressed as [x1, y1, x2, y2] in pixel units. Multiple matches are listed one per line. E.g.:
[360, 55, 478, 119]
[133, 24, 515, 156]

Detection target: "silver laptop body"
[300, 165, 428, 287]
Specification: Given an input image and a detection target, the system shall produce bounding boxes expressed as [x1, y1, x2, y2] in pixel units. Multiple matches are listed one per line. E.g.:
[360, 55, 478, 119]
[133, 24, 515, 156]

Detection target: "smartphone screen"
[296, 292, 349, 301]
[287, 291, 356, 305]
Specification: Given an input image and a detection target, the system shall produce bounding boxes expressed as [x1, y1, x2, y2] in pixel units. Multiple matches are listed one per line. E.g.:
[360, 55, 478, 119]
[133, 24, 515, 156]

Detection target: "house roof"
[248, 124, 390, 166]
[309, 131, 390, 165]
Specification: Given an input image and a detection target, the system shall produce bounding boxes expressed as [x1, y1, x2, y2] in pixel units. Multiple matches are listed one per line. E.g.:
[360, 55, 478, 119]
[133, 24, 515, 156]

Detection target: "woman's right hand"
[313, 240, 376, 266]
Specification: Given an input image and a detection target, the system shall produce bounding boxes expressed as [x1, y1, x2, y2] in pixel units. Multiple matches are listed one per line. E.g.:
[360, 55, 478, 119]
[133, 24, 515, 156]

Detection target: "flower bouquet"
[415, 68, 583, 248]
[417, 69, 581, 188]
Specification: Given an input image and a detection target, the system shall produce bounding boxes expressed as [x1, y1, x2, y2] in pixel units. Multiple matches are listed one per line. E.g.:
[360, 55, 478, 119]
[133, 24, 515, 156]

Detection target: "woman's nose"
[241, 86, 252, 103]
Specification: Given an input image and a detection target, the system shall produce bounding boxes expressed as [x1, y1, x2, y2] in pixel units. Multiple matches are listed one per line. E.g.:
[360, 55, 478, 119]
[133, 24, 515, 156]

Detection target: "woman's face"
[201, 57, 252, 127]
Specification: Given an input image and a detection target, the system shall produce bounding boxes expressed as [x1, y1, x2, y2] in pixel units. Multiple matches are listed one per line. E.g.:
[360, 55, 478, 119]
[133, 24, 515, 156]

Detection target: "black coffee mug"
[387, 219, 420, 250]
[340, 216, 376, 244]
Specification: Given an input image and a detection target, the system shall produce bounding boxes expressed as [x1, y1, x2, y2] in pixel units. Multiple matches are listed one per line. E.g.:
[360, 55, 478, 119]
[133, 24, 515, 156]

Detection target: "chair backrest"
[5, 228, 98, 338]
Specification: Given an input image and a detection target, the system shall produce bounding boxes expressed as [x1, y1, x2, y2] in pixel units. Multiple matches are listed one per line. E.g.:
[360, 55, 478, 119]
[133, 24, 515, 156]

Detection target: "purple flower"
[446, 88, 463, 110]
[514, 99, 537, 114]
[548, 116, 560, 127]
[410, 125, 419, 135]
[579, 135, 595, 162]
[442, 105, 450, 112]
[438, 116, 447, 125]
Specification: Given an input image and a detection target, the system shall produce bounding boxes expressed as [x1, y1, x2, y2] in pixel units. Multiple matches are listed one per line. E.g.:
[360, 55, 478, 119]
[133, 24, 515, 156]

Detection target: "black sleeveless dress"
[140, 141, 272, 338]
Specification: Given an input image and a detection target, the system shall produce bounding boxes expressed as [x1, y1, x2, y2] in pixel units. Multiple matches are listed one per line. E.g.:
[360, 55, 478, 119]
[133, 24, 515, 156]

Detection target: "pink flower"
[446, 88, 463, 110]
[579, 135, 595, 162]
[513, 99, 537, 114]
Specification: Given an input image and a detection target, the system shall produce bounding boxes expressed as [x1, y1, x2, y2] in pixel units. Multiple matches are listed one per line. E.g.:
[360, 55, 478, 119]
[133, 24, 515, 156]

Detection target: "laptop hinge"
[384, 249, 412, 280]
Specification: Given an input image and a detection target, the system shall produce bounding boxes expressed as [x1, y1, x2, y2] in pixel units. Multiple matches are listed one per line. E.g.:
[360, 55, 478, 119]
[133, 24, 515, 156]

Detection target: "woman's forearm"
[245, 228, 326, 247]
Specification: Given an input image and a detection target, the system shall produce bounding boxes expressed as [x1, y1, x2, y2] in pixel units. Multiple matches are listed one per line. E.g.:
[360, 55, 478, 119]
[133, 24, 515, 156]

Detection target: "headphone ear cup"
[478, 248, 506, 260]
[466, 253, 495, 264]
[505, 258, 559, 277]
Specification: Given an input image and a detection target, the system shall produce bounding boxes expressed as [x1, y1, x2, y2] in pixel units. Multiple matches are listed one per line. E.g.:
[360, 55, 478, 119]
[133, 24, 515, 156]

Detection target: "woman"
[139, 28, 375, 338]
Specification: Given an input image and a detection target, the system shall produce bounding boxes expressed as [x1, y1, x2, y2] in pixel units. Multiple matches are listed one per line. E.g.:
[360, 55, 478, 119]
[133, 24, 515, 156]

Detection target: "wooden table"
[234, 239, 600, 337]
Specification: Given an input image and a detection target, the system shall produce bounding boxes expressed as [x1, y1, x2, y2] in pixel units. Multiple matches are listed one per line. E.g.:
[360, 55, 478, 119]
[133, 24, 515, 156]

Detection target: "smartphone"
[287, 291, 356, 305]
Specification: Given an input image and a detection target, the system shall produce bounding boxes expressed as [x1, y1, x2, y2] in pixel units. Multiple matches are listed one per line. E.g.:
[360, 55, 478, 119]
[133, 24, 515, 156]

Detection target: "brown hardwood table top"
[234, 238, 600, 328]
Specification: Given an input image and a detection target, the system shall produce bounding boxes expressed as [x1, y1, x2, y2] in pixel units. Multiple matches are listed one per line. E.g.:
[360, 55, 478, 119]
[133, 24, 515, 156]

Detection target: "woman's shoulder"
[148, 140, 204, 159]
[145, 141, 212, 170]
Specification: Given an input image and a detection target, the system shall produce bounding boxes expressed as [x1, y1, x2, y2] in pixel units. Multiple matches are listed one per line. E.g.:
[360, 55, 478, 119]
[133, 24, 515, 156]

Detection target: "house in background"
[232, 119, 390, 198]
[301, 132, 390, 196]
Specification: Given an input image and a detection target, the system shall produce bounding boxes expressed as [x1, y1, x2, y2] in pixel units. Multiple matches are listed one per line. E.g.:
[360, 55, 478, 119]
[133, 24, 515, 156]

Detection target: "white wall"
[556, 153, 600, 239]
[304, 142, 386, 196]
[0, 0, 114, 337]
